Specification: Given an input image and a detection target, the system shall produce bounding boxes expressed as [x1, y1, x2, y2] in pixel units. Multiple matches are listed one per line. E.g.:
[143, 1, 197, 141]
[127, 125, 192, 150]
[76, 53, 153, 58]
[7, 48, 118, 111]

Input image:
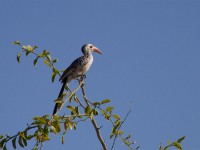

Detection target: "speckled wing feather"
[59, 55, 90, 83]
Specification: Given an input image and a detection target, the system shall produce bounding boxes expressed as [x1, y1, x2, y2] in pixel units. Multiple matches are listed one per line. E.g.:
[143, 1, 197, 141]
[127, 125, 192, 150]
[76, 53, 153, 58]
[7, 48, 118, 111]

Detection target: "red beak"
[92, 46, 102, 55]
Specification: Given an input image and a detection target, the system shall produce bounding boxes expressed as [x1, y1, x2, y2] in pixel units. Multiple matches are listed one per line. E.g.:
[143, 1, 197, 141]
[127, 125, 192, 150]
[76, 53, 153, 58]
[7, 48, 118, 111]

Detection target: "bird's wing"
[59, 56, 90, 82]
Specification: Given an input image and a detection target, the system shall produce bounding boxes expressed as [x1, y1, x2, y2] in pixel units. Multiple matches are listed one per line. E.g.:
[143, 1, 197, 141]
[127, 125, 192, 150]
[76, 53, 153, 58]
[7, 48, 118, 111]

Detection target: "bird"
[53, 44, 102, 115]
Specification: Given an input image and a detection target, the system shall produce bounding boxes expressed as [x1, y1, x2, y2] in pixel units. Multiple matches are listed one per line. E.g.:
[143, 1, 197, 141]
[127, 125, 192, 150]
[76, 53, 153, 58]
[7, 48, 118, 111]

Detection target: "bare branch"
[80, 81, 108, 150]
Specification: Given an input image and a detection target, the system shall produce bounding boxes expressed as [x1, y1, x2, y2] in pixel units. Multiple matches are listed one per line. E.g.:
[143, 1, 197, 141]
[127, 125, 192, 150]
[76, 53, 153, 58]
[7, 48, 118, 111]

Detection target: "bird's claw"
[78, 74, 86, 80]
[82, 74, 86, 79]
[76, 74, 86, 84]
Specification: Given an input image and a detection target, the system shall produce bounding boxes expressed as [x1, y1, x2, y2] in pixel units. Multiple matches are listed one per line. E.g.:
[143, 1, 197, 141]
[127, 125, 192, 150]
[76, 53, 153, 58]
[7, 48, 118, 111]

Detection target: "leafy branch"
[159, 136, 185, 150]
[1, 41, 185, 150]
[80, 81, 107, 150]
[12, 41, 61, 83]
[0, 41, 138, 150]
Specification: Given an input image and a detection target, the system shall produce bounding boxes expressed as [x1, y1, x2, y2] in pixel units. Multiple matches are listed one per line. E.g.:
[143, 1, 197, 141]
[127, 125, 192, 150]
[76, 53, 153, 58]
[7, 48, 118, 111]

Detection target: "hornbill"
[53, 44, 102, 115]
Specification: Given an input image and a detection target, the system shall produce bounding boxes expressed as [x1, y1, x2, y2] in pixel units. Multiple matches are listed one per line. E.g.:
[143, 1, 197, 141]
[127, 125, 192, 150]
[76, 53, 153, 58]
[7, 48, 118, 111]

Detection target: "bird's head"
[81, 44, 102, 55]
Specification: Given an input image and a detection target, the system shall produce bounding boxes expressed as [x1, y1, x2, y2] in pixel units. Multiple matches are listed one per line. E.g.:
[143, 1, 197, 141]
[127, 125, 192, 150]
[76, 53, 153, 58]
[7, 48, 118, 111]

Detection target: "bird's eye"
[90, 46, 93, 48]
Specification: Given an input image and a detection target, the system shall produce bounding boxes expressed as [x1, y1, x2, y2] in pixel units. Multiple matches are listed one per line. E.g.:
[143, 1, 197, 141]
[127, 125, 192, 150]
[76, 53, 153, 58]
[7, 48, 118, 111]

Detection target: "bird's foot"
[76, 74, 86, 85]
[78, 74, 86, 80]
[82, 74, 86, 79]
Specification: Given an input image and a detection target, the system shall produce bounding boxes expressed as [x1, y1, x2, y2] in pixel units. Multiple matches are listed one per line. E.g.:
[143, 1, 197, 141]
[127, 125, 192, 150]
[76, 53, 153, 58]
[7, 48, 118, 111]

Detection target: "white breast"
[83, 55, 93, 73]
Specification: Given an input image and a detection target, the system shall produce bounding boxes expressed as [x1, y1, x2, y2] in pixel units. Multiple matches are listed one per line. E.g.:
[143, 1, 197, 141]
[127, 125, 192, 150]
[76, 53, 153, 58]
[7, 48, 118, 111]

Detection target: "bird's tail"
[53, 80, 67, 115]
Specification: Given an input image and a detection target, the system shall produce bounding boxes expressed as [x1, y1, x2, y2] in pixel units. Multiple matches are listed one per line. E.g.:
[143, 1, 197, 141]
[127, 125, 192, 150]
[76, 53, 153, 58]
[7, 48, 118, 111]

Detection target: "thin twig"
[63, 114, 89, 118]
[60, 117, 90, 124]
[75, 96, 85, 109]
[5, 124, 38, 142]
[97, 106, 115, 126]
[111, 107, 132, 150]
[80, 81, 107, 150]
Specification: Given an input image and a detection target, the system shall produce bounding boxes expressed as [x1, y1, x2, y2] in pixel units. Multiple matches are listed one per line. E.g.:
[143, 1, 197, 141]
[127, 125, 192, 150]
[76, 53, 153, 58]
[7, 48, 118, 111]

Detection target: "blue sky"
[0, 1, 200, 150]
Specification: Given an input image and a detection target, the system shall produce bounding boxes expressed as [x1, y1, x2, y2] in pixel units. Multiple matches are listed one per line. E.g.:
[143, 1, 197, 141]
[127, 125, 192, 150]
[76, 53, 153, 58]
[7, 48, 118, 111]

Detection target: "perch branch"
[80, 81, 107, 150]
[54, 80, 84, 115]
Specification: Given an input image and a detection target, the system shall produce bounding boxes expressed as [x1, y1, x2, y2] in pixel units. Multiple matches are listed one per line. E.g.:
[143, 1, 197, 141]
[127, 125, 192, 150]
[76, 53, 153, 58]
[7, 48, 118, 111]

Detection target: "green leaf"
[40, 135, 50, 142]
[33, 116, 46, 124]
[177, 136, 185, 143]
[54, 98, 63, 104]
[17, 52, 21, 63]
[112, 120, 121, 134]
[0, 139, 7, 148]
[33, 57, 38, 67]
[43, 60, 51, 67]
[24, 130, 28, 139]
[38, 54, 44, 57]
[106, 106, 114, 112]
[18, 136, 24, 148]
[25, 51, 31, 56]
[64, 121, 69, 131]
[102, 110, 110, 120]
[33, 116, 41, 120]
[22, 138, 27, 147]
[43, 50, 47, 55]
[12, 137, 17, 149]
[52, 59, 58, 63]
[85, 105, 92, 114]
[68, 123, 73, 130]
[53, 67, 59, 74]
[42, 50, 50, 56]
[27, 135, 35, 140]
[113, 114, 120, 120]
[73, 95, 79, 103]
[75, 107, 79, 114]
[52, 72, 57, 83]
[172, 142, 182, 149]
[19, 132, 26, 140]
[43, 125, 49, 134]
[22, 45, 33, 52]
[92, 102, 101, 107]
[101, 99, 111, 104]
[12, 41, 21, 46]
[118, 130, 124, 135]
[53, 121, 61, 133]
[49, 126, 57, 134]
[53, 115, 59, 121]
[61, 136, 64, 144]
[69, 93, 75, 103]
[93, 109, 99, 115]
[0, 135, 3, 139]
[73, 123, 77, 130]
[67, 106, 76, 112]
[110, 133, 114, 139]
[33, 45, 38, 50]
[47, 55, 51, 61]
[61, 92, 67, 98]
